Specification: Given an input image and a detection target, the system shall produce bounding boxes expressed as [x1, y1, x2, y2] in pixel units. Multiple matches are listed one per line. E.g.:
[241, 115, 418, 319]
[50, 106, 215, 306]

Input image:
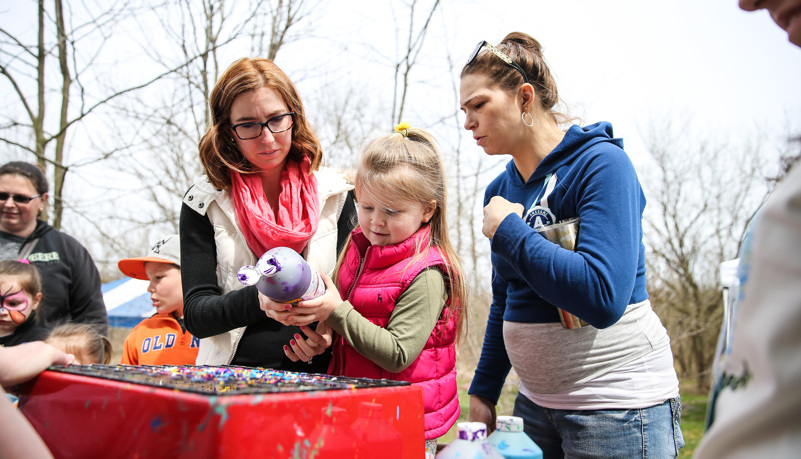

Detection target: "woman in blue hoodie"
[460, 32, 683, 458]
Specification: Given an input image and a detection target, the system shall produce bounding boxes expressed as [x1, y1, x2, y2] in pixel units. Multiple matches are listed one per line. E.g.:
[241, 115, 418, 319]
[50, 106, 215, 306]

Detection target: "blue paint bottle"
[487, 416, 543, 459]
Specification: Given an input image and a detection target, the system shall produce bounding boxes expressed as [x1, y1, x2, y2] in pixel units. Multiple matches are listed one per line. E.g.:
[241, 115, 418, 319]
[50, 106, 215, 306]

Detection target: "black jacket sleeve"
[179, 203, 266, 338]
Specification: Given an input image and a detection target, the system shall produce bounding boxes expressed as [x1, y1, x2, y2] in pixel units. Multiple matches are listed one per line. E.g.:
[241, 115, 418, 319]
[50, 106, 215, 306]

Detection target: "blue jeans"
[513, 393, 684, 459]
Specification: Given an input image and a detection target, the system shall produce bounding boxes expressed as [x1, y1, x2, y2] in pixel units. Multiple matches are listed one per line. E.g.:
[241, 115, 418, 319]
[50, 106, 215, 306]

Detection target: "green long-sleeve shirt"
[327, 268, 447, 373]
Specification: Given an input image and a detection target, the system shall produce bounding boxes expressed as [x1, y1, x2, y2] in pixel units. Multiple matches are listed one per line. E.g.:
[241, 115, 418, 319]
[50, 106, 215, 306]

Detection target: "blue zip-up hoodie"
[470, 122, 649, 402]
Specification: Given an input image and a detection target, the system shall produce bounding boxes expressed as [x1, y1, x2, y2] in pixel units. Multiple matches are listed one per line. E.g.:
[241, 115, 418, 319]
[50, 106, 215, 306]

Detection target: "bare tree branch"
[391, 0, 440, 124]
[641, 114, 775, 390]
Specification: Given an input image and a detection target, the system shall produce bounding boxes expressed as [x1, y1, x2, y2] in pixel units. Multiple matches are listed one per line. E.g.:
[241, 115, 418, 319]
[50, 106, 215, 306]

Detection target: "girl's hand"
[482, 196, 524, 239]
[284, 273, 343, 325]
[283, 322, 333, 364]
[258, 291, 313, 326]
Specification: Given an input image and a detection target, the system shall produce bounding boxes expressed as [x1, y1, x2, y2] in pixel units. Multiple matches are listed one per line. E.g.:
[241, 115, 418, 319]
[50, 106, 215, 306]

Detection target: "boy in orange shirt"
[117, 235, 198, 365]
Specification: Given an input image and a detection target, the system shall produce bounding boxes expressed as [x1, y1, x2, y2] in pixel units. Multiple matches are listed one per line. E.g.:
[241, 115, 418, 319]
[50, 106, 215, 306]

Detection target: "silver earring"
[522, 110, 534, 127]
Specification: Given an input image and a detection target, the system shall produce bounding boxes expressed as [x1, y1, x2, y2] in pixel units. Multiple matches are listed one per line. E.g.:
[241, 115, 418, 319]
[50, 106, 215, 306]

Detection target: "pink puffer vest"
[330, 225, 459, 440]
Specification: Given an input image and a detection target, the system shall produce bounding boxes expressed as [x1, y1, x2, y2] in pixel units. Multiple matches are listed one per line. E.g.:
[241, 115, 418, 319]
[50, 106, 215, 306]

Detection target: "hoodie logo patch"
[524, 206, 555, 229]
[27, 251, 60, 263]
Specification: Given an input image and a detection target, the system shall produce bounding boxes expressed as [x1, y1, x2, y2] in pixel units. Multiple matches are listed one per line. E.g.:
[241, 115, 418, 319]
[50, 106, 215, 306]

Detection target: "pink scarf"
[230, 158, 319, 257]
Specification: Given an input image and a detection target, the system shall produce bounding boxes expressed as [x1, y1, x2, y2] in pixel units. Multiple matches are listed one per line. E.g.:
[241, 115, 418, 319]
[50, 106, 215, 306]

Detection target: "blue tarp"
[102, 277, 153, 328]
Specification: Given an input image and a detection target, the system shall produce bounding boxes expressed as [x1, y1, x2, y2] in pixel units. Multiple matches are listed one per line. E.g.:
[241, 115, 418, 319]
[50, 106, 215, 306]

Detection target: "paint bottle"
[488, 416, 543, 459]
[302, 406, 361, 457]
[237, 246, 325, 304]
[351, 402, 403, 458]
[436, 422, 504, 459]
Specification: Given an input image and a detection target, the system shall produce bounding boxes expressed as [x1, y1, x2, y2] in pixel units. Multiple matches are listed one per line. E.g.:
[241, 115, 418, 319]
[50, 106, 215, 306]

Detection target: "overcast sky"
[281, 0, 801, 169]
[4, 0, 799, 167]
[2, 0, 800, 254]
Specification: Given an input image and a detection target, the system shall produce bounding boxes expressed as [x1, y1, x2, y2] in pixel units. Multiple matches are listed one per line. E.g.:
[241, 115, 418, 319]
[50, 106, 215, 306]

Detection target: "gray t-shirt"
[504, 299, 670, 394]
[0, 231, 24, 260]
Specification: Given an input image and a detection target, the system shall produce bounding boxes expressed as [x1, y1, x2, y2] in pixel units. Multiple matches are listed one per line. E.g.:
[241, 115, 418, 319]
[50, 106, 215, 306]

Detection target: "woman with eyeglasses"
[0, 161, 108, 338]
[179, 58, 355, 371]
[460, 33, 683, 458]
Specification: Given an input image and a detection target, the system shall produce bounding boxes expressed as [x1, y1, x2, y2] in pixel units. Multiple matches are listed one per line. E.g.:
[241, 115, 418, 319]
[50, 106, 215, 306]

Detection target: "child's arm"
[1, 385, 53, 458]
[327, 268, 447, 373]
[0, 343, 70, 458]
[0, 342, 73, 389]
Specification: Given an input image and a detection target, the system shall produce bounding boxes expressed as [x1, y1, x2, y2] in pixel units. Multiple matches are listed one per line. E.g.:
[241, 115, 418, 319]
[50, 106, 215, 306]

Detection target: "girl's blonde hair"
[338, 127, 467, 340]
[46, 323, 112, 365]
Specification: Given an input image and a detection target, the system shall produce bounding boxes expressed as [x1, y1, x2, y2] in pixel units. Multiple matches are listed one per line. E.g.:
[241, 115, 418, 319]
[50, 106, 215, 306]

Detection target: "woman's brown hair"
[0, 162, 49, 195]
[198, 58, 323, 190]
[461, 32, 572, 125]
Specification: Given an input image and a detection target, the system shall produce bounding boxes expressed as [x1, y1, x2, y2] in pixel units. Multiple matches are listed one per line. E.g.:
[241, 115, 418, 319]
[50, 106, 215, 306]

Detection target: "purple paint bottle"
[237, 246, 325, 304]
[436, 422, 504, 459]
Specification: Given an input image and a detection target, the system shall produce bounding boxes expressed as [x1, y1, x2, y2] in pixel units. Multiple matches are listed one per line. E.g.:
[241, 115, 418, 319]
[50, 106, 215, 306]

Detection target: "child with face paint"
[0, 259, 50, 346]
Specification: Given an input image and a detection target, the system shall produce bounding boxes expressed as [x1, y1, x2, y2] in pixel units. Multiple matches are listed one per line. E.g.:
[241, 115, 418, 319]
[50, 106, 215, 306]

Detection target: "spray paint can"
[237, 246, 325, 304]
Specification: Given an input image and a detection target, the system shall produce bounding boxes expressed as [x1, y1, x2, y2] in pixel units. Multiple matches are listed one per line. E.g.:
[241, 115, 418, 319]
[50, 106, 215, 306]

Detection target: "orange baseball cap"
[117, 234, 181, 280]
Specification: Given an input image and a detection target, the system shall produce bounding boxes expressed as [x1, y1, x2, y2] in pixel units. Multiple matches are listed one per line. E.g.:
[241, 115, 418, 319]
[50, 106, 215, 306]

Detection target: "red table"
[19, 365, 425, 458]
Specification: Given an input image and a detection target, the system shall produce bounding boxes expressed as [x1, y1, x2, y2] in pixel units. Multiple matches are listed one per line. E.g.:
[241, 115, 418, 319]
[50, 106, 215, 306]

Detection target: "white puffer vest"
[183, 167, 353, 365]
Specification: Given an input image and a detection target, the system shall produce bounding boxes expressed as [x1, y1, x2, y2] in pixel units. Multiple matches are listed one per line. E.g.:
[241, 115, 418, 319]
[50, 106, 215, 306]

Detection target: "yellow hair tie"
[394, 122, 411, 138]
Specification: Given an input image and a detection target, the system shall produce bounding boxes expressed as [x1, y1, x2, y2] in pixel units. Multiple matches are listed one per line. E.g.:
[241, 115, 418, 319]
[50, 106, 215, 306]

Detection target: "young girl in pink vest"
[264, 124, 467, 458]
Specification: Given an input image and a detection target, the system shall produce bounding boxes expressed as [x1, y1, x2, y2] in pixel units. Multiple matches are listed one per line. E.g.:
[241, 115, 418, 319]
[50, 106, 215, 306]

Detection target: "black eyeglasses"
[467, 40, 529, 84]
[231, 112, 295, 140]
[0, 192, 42, 204]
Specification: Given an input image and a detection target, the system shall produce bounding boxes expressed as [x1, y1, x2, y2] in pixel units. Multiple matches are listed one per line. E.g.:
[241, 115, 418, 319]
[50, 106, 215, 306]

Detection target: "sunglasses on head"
[467, 40, 529, 84]
[0, 192, 42, 204]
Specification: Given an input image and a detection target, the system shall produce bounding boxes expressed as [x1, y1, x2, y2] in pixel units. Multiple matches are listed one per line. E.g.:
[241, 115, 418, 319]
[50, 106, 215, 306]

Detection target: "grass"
[440, 371, 709, 457]
[678, 386, 709, 456]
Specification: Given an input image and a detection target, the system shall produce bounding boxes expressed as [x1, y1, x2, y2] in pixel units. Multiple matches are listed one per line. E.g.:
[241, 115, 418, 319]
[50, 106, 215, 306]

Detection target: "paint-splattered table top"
[48, 364, 410, 395]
